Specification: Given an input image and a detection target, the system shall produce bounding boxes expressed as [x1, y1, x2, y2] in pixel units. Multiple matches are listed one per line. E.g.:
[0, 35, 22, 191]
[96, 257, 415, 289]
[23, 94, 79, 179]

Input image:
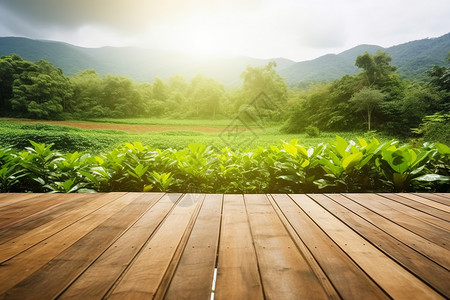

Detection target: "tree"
[427, 51, 450, 93]
[0, 55, 23, 112]
[240, 62, 288, 120]
[355, 51, 397, 87]
[349, 87, 385, 131]
[152, 77, 168, 102]
[69, 69, 103, 117]
[188, 74, 225, 118]
[10, 59, 72, 119]
[100, 75, 143, 117]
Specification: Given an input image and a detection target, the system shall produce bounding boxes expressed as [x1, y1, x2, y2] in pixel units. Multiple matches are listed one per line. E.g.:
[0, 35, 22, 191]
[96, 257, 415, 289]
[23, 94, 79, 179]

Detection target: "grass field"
[0, 117, 402, 152]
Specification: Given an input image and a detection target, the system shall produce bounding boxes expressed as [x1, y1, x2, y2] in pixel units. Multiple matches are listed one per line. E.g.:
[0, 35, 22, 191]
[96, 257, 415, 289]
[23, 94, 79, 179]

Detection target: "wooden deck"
[0, 193, 449, 299]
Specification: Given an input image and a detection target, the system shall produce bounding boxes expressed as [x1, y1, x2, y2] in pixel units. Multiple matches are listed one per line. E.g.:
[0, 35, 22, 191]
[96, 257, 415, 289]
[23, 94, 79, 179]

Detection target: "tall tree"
[10, 59, 72, 119]
[189, 74, 225, 118]
[69, 69, 104, 117]
[349, 87, 385, 131]
[100, 75, 143, 117]
[0, 55, 38, 113]
[241, 61, 288, 112]
[355, 51, 397, 87]
[427, 51, 450, 93]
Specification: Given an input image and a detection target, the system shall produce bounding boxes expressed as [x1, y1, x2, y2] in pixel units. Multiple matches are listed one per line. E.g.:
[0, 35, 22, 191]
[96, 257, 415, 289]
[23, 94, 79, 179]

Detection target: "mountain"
[280, 33, 450, 84]
[1, 33, 449, 85]
[0, 37, 295, 85]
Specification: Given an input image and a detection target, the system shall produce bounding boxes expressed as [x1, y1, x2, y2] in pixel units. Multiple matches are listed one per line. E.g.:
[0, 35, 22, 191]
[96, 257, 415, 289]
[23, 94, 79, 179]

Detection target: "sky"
[0, 0, 449, 62]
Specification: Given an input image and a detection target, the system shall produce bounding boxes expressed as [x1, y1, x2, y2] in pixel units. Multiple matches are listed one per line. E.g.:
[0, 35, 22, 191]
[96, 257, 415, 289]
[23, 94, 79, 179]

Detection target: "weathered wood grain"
[0, 192, 447, 300]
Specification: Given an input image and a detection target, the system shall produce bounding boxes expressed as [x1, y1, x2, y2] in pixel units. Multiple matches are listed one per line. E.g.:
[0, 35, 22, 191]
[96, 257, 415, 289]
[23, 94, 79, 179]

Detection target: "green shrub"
[281, 103, 306, 133]
[412, 113, 450, 145]
[305, 125, 320, 137]
[1, 138, 448, 193]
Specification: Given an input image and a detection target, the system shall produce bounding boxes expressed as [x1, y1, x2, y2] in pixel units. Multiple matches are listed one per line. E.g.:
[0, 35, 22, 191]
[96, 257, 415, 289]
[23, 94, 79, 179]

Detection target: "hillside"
[0, 33, 449, 85]
[280, 33, 450, 83]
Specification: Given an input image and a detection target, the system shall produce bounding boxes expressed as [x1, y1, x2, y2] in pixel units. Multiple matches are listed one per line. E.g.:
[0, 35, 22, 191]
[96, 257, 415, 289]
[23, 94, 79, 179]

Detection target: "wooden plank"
[380, 193, 450, 221]
[214, 194, 264, 300]
[311, 193, 450, 298]
[0, 193, 61, 215]
[0, 193, 125, 262]
[345, 193, 450, 245]
[0, 194, 38, 208]
[0, 193, 69, 229]
[290, 194, 444, 300]
[1, 193, 164, 300]
[59, 194, 180, 300]
[0, 193, 100, 246]
[327, 193, 450, 269]
[396, 193, 450, 213]
[268, 195, 340, 300]
[377, 194, 450, 231]
[163, 194, 222, 300]
[271, 194, 388, 300]
[107, 194, 204, 300]
[416, 193, 450, 205]
[0, 192, 138, 294]
[245, 194, 330, 299]
[434, 193, 450, 200]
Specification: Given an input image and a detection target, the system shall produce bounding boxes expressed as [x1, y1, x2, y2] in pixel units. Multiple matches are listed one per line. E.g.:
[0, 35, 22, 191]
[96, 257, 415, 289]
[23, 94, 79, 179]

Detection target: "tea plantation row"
[1, 137, 448, 193]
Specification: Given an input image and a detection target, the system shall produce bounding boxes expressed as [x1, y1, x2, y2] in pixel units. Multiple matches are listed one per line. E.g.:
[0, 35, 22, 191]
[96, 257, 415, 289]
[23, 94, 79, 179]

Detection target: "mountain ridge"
[0, 33, 449, 85]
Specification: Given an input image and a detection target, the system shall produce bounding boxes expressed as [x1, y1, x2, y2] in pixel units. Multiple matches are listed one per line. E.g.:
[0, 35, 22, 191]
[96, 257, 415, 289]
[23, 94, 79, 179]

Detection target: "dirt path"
[1, 118, 229, 133]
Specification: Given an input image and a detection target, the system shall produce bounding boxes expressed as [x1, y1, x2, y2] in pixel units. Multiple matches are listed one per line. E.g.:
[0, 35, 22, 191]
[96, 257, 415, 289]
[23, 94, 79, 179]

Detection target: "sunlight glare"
[145, 14, 242, 59]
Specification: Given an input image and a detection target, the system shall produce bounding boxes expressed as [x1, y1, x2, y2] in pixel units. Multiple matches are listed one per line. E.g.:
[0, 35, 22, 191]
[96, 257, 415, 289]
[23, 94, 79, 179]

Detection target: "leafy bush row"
[1, 137, 448, 193]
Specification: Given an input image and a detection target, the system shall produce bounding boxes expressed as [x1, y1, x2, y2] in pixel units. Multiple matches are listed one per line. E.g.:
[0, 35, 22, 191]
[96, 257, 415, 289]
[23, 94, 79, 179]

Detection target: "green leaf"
[125, 142, 135, 151]
[357, 138, 367, 148]
[283, 143, 297, 158]
[342, 152, 363, 170]
[434, 143, 450, 155]
[94, 156, 104, 165]
[143, 184, 153, 192]
[413, 174, 450, 182]
[334, 136, 349, 157]
[301, 159, 310, 168]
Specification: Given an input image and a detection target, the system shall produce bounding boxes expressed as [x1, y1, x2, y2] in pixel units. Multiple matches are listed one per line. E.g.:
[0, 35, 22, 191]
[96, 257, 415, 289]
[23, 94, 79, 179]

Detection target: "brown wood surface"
[290, 194, 444, 300]
[59, 193, 180, 300]
[0, 193, 123, 262]
[244, 194, 329, 300]
[327, 193, 450, 269]
[345, 194, 450, 245]
[0, 194, 39, 208]
[0, 193, 68, 229]
[0, 192, 138, 294]
[0, 193, 100, 245]
[434, 193, 450, 200]
[2, 193, 164, 300]
[0, 192, 448, 300]
[382, 194, 450, 219]
[416, 193, 450, 205]
[312, 193, 450, 297]
[272, 194, 389, 300]
[214, 194, 264, 300]
[163, 194, 222, 300]
[107, 194, 204, 300]
[394, 193, 450, 214]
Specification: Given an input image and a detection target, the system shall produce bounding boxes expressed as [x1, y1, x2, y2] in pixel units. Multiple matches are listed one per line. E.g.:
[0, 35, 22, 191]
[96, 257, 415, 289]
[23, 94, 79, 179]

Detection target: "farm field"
[0, 117, 397, 152]
[1, 117, 448, 193]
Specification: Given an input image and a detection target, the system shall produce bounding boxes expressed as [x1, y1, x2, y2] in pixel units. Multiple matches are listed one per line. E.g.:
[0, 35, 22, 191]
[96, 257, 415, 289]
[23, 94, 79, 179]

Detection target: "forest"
[0, 51, 449, 193]
[0, 51, 449, 144]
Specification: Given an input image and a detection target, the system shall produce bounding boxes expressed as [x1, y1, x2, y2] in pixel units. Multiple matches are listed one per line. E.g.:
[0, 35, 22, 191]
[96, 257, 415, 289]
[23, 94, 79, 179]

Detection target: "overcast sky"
[0, 0, 449, 61]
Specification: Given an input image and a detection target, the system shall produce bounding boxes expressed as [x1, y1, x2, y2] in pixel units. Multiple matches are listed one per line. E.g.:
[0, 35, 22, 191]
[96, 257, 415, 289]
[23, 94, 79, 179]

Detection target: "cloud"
[0, 0, 263, 32]
[0, 0, 449, 61]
